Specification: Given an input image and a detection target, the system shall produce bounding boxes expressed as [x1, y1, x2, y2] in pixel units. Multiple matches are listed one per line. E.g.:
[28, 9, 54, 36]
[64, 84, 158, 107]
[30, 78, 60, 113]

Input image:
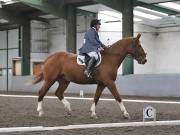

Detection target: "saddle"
[77, 52, 102, 67]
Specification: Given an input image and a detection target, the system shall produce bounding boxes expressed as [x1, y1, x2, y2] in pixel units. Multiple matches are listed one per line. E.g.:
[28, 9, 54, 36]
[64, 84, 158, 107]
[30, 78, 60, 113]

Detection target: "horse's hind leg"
[91, 84, 105, 118]
[55, 79, 71, 115]
[106, 80, 130, 119]
[37, 81, 54, 117]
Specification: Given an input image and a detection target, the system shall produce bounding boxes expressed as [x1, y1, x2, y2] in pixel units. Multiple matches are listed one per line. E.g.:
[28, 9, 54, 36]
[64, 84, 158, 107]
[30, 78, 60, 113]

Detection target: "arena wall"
[0, 74, 180, 97]
[153, 27, 180, 73]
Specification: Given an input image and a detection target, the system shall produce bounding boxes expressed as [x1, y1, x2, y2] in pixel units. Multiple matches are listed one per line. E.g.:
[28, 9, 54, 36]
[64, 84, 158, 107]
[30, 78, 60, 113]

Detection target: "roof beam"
[134, 0, 180, 15]
[0, 9, 49, 25]
[76, 9, 96, 16]
[0, 8, 28, 24]
[148, 0, 180, 4]
[74, 1, 97, 7]
[31, 17, 49, 24]
[18, 0, 67, 18]
[27, 11, 47, 18]
[0, 24, 19, 31]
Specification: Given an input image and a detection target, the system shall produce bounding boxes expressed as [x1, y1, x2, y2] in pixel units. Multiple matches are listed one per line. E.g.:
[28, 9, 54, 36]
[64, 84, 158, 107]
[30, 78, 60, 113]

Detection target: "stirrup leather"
[84, 69, 92, 78]
[84, 57, 96, 79]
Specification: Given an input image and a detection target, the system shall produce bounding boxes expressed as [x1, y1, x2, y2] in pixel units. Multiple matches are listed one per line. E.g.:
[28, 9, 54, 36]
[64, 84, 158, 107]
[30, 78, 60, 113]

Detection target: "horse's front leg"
[91, 84, 105, 118]
[106, 80, 130, 119]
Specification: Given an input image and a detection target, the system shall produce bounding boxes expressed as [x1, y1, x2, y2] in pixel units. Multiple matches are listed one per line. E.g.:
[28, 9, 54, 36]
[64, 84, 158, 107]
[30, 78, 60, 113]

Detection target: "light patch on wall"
[0, 18, 8, 23]
[98, 10, 142, 22]
[158, 2, 180, 12]
[0, 0, 11, 2]
[136, 6, 168, 16]
[134, 18, 142, 22]
[98, 12, 122, 31]
[0, 0, 18, 5]
[98, 12, 120, 23]
[99, 10, 122, 19]
[134, 10, 162, 20]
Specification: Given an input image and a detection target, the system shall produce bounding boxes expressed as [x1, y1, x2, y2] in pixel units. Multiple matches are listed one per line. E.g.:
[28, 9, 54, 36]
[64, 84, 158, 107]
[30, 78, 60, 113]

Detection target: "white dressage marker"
[1, 94, 180, 104]
[1, 120, 180, 133]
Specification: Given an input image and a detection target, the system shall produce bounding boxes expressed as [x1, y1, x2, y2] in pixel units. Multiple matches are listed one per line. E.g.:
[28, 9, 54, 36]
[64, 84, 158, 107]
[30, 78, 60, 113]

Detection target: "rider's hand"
[98, 47, 104, 51]
[106, 45, 111, 48]
[102, 45, 111, 49]
[101, 44, 106, 49]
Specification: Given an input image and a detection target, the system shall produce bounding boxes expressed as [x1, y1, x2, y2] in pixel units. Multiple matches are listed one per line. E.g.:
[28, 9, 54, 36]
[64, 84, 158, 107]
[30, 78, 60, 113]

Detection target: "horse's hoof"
[123, 112, 130, 119]
[37, 107, 42, 112]
[91, 114, 98, 119]
[38, 111, 44, 117]
[66, 111, 71, 116]
[64, 105, 71, 112]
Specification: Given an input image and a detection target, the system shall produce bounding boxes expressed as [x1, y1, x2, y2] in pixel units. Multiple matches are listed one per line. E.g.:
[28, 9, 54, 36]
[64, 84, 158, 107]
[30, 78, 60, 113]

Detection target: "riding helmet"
[90, 19, 101, 27]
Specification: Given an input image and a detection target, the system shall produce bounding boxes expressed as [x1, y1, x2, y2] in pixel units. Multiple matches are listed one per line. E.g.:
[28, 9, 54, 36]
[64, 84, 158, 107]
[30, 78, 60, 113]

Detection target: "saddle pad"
[77, 52, 102, 67]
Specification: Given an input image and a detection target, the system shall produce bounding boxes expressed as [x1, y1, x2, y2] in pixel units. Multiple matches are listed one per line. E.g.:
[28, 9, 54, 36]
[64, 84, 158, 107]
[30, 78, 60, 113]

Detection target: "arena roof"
[0, 0, 180, 28]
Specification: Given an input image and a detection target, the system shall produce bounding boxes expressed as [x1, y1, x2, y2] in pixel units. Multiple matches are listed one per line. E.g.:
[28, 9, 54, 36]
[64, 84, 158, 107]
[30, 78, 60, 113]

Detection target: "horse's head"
[128, 33, 147, 64]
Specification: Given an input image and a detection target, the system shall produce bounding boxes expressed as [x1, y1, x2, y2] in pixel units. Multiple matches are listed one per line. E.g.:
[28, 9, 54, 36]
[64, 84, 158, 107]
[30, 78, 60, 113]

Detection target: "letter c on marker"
[146, 108, 153, 117]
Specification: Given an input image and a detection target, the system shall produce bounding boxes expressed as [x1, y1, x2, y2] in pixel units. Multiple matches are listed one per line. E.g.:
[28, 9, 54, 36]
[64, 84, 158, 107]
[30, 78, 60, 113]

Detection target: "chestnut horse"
[32, 33, 147, 119]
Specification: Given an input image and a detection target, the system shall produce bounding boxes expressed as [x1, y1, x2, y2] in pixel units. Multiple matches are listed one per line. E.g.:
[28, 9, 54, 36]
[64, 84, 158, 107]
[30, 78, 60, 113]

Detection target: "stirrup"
[84, 70, 92, 79]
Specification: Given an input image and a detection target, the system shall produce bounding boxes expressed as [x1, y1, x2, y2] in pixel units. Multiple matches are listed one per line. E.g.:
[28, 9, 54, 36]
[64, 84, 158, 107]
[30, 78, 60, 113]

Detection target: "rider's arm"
[94, 32, 107, 48]
[87, 30, 102, 47]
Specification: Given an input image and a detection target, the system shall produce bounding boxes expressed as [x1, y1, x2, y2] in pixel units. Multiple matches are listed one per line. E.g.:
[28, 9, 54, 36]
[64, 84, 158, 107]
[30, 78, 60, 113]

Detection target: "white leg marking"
[37, 101, 44, 117]
[118, 102, 130, 119]
[62, 99, 71, 112]
[90, 103, 97, 118]
[38, 111, 44, 117]
[37, 101, 43, 112]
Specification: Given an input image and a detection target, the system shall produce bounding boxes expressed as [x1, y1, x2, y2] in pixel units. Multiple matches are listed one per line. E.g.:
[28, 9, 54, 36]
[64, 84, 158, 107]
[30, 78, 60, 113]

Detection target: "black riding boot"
[84, 57, 96, 78]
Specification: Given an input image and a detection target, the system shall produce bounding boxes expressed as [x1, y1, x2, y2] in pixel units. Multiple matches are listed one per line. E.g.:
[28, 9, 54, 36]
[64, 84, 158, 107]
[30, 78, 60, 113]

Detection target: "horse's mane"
[102, 37, 132, 55]
[111, 37, 132, 47]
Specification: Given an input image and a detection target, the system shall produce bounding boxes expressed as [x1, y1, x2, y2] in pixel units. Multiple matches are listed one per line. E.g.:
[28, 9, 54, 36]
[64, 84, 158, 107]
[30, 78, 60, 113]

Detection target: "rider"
[79, 19, 106, 79]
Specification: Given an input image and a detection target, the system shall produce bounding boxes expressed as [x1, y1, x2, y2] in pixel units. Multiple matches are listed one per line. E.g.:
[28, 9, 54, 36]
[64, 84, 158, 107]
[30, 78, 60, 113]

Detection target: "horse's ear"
[136, 33, 141, 40]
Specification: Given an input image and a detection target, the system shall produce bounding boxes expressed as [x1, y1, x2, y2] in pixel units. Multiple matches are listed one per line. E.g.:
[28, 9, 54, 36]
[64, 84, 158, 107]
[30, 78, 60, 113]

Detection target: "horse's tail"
[32, 72, 44, 84]
[26, 72, 44, 86]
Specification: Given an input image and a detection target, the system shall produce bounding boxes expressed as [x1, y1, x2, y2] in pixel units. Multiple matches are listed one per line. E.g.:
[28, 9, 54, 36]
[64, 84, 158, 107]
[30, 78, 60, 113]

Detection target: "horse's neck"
[104, 39, 131, 68]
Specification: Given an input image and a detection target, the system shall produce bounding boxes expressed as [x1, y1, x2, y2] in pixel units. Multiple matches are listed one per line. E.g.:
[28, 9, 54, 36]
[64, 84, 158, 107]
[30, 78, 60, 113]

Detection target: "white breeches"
[87, 51, 99, 60]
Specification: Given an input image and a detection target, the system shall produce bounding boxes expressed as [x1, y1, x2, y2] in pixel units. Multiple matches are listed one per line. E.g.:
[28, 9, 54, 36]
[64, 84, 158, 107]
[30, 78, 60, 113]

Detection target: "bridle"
[128, 39, 138, 59]
[128, 38, 147, 64]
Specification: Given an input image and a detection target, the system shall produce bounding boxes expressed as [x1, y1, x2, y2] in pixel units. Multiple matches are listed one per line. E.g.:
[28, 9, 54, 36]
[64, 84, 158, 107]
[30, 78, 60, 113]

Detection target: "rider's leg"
[84, 52, 98, 78]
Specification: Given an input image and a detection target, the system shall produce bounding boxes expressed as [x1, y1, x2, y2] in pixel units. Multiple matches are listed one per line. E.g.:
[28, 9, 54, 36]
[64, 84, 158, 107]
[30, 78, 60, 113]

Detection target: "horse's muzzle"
[142, 59, 147, 64]
[138, 58, 147, 64]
